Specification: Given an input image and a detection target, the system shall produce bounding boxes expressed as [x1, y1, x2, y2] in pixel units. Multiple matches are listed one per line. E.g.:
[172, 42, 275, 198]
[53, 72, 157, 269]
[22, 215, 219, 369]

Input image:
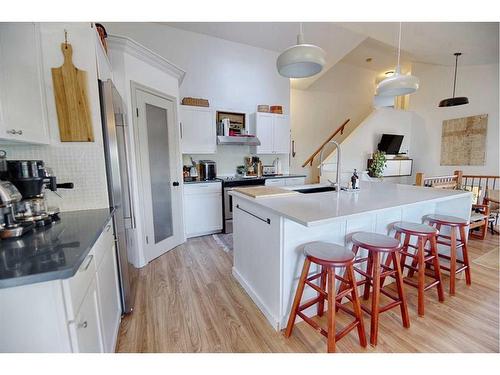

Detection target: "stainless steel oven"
[223, 186, 234, 233]
[221, 177, 265, 233]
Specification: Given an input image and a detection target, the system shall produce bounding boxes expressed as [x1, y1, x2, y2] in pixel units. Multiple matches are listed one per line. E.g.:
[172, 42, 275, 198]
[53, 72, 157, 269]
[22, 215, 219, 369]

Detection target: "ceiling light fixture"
[375, 22, 419, 96]
[276, 23, 326, 79]
[438, 52, 469, 107]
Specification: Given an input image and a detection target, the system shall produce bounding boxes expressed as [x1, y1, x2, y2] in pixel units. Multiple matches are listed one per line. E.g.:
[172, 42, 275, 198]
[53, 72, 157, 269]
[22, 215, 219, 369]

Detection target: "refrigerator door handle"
[117, 114, 136, 230]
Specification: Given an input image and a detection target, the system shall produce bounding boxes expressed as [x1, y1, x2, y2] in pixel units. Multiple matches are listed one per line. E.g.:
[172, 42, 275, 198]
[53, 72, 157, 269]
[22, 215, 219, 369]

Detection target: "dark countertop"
[183, 178, 222, 184]
[0, 208, 114, 289]
[184, 174, 306, 184]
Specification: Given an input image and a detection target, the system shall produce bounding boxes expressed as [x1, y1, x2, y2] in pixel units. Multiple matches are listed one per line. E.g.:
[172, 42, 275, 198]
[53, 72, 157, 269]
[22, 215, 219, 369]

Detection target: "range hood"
[217, 135, 261, 146]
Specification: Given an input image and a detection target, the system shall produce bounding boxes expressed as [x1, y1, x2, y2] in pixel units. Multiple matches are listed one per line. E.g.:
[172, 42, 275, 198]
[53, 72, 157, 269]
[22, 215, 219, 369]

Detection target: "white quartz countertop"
[230, 181, 472, 227]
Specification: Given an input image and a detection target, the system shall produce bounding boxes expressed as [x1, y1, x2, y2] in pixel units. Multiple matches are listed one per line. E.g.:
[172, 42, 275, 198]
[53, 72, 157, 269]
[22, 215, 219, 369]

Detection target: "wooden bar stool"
[338, 232, 410, 346]
[424, 214, 472, 295]
[390, 222, 445, 317]
[285, 242, 367, 353]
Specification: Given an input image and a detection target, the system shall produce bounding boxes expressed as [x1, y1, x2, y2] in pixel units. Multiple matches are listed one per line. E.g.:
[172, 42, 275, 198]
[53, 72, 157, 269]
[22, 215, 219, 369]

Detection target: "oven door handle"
[235, 204, 271, 225]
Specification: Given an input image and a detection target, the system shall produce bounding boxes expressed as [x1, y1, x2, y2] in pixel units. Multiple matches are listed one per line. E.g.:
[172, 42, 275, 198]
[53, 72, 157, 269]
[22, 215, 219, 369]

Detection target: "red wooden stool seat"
[304, 242, 356, 265]
[285, 242, 367, 353]
[425, 214, 468, 226]
[352, 232, 401, 251]
[391, 221, 445, 317]
[424, 214, 471, 295]
[338, 232, 410, 346]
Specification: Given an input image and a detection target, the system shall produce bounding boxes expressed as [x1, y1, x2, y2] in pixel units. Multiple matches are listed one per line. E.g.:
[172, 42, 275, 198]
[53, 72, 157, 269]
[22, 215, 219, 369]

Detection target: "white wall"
[108, 40, 184, 268]
[322, 107, 414, 185]
[1, 23, 109, 212]
[290, 62, 376, 182]
[104, 22, 291, 175]
[409, 62, 499, 177]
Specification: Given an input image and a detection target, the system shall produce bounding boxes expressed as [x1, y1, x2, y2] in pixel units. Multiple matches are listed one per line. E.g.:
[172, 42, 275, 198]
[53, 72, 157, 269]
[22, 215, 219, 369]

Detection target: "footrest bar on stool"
[298, 297, 322, 312]
[297, 311, 328, 338]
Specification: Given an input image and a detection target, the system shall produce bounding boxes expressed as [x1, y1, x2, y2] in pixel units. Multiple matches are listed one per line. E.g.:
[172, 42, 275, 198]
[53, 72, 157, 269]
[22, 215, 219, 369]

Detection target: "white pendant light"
[277, 23, 326, 78]
[376, 23, 419, 96]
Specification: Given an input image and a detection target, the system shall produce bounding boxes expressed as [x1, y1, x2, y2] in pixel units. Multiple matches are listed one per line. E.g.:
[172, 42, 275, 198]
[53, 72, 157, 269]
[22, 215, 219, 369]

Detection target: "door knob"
[173, 181, 180, 186]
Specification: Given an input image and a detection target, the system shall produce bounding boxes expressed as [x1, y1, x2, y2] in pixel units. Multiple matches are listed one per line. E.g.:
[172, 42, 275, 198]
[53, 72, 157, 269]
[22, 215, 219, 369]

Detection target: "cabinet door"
[265, 178, 286, 187]
[399, 160, 413, 176]
[382, 160, 401, 177]
[0, 23, 49, 144]
[72, 278, 103, 353]
[180, 106, 215, 154]
[285, 177, 305, 186]
[255, 113, 274, 154]
[96, 245, 121, 353]
[272, 115, 290, 154]
[184, 189, 222, 237]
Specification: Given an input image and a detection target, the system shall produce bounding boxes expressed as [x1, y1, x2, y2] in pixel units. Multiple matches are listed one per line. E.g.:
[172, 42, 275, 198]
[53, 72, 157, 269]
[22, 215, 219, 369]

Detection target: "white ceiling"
[163, 22, 499, 88]
[165, 22, 499, 66]
[339, 22, 499, 66]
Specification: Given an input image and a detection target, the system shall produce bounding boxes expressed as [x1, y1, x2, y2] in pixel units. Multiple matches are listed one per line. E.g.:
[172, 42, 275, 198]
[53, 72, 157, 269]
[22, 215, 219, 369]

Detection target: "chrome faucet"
[319, 140, 341, 190]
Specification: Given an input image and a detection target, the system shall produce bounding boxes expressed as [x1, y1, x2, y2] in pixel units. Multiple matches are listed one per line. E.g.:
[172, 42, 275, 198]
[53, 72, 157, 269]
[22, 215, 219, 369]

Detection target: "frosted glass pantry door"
[134, 87, 184, 263]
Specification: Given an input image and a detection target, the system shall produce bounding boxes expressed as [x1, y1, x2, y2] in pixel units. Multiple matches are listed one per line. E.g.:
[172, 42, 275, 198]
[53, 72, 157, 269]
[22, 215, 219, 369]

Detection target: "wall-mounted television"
[377, 134, 404, 154]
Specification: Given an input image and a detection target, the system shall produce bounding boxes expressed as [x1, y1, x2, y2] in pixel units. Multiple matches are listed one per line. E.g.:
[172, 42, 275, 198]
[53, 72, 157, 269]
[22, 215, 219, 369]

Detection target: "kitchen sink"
[294, 186, 337, 194]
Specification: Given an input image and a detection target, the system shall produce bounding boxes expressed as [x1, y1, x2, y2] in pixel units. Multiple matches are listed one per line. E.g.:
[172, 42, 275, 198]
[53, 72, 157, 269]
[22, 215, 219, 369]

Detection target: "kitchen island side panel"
[232, 197, 283, 329]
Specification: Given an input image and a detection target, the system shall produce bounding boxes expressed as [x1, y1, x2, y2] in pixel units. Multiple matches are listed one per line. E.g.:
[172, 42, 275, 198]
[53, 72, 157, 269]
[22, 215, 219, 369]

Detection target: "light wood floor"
[116, 233, 499, 353]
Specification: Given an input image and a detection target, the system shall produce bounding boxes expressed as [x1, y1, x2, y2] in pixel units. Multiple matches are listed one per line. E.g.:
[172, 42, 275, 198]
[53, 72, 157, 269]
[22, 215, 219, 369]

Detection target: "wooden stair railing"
[301, 118, 350, 167]
[416, 170, 500, 195]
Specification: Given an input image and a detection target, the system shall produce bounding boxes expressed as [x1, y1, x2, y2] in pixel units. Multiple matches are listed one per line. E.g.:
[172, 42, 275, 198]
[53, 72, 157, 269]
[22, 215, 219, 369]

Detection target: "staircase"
[301, 111, 374, 183]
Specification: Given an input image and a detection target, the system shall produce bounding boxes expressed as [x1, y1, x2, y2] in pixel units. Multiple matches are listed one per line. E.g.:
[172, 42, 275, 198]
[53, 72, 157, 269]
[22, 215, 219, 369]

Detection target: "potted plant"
[368, 150, 387, 178]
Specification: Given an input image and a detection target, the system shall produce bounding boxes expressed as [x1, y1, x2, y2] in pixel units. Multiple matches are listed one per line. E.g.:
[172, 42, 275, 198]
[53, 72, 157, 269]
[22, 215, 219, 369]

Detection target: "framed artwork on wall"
[440, 114, 488, 166]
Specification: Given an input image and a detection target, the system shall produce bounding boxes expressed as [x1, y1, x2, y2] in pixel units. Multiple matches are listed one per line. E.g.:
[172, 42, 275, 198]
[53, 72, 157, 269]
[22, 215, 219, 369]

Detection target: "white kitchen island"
[230, 181, 472, 331]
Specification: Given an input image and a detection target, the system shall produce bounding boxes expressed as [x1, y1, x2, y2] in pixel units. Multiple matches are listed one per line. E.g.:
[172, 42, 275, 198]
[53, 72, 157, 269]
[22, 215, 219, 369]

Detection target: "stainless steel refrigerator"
[99, 79, 136, 314]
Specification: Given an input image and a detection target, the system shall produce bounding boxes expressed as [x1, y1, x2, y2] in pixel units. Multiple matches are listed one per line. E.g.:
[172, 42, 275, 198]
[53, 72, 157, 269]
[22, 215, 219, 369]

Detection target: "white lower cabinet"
[265, 178, 286, 187]
[284, 177, 305, 186]
[264, 177, 305, 187]
[0, 219, 121, 353]
[96, 244, 122, 352]
[184, 182, 223, 238]
[70, 278, 103, 353]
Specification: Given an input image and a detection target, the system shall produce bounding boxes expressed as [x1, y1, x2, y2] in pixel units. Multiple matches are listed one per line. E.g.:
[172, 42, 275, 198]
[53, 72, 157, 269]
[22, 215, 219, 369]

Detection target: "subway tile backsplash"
[0, 143, 109, 212]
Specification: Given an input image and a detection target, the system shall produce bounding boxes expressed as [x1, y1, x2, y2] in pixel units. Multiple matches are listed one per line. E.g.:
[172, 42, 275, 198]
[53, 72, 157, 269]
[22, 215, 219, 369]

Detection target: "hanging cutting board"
[51, 43, 94, 142]
[233, 186, 299, 198]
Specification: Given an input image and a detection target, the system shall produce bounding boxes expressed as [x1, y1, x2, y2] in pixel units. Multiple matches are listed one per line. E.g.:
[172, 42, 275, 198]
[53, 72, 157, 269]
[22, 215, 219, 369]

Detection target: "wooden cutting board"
[51, 43, 94, 142]
[233, 186, 299, 198]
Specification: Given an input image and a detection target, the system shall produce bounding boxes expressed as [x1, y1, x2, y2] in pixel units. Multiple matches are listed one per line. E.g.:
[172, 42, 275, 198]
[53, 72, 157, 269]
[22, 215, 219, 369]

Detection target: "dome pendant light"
[375, 22, 419, 96]
[276, 23, 326, 78]
[438, 53, 469, 107]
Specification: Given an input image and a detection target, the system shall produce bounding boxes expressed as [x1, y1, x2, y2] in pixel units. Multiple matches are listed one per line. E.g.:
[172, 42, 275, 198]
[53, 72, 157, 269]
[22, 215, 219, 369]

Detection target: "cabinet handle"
[78, 321, 88, 329]
[105, 224, 111, 232]
[80, 254, 93, 272]
[180, 122, 183, 138]
[236, 204, 271, 225]
[291, 140, 296, 157]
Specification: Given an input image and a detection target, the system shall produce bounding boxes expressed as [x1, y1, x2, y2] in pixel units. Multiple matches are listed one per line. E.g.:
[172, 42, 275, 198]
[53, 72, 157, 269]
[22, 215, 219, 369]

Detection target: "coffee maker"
[0, 158, 74, 236]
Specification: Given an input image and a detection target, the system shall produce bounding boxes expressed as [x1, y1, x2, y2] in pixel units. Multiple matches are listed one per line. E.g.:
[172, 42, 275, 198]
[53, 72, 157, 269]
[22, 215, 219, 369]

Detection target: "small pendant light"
[376, 22, 419, 96]
[438, 52, 469, 107]
[276, 23, 326, 78]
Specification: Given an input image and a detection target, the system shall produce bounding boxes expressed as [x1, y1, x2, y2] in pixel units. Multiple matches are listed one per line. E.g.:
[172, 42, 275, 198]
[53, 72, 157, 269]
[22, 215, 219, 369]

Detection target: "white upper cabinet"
[252, 112, 290, 154]
[0, 23, 50, 144]
[180, 105, 216, 154]
[254, 113, 274, 154]
[273, 115, 290, 154]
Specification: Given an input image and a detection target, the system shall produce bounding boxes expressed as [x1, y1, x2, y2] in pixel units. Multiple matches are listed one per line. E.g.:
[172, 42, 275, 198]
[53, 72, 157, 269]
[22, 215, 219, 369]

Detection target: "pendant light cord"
[452, 53, 459, 98]
[298, 22, 305, 44]
[397, 22, 402, 69]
